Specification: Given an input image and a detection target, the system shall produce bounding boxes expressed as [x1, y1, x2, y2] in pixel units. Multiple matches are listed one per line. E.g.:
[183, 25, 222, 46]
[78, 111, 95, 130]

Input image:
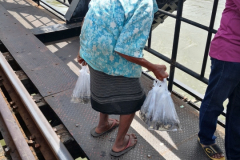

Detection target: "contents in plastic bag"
[71, 65, 90, 104]
[139, 79, 181, 131]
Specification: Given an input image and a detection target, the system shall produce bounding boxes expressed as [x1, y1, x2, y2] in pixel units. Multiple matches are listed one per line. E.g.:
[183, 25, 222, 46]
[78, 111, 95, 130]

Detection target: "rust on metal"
[2, 52, 13, 62]
[53, 124, 74, 144]
[31, 94, 47, 108]
[0, 68, 57, 160]
[0, 89, 35, 160]
[0, 116, 21, 159]
[15, 70, 28, 81]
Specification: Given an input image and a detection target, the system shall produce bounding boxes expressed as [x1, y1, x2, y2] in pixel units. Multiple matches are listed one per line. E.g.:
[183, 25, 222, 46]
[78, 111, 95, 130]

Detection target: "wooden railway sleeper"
[0, 88, 38, 159]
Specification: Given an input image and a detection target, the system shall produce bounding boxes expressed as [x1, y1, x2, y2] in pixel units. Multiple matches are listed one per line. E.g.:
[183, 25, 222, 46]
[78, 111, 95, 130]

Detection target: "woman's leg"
[95, 113, 119, 133]
[225, 82, 240, 160]
[199, 58, 240, 158]
[112, 113, 137, 152]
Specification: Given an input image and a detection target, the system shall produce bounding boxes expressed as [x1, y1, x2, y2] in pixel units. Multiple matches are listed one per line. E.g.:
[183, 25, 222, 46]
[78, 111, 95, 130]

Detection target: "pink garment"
[209, 0, 240, 62]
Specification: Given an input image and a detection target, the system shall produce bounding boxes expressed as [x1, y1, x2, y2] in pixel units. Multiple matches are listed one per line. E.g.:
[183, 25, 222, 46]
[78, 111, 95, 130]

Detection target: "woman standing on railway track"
[77, 0, 168, 157]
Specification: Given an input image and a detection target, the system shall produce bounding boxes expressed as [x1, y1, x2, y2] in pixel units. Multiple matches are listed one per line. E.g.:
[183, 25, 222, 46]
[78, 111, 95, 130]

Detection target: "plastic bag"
[71, 65, 90, 104]
[139, 79, 181, 131]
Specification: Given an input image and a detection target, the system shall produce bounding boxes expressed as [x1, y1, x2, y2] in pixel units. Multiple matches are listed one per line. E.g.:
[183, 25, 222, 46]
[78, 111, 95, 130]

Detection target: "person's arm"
[116, 52, 168, 81]
[77, 17, 87, 66]
[113, 2, 168, 81]
[77, 47, 87, 66]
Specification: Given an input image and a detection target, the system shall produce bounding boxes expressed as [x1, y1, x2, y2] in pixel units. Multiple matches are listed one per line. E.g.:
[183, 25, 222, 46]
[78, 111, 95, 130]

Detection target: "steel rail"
[0, 93, 36, 160]
[0, 53, 74, 160]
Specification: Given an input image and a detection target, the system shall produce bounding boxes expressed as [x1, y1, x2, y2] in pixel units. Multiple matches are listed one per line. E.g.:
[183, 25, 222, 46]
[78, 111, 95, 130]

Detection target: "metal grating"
[0, 4, 77, 97]
[44, 74, 225, 160]
[45, 89, 163, 160]
[0, 3, 226, 159]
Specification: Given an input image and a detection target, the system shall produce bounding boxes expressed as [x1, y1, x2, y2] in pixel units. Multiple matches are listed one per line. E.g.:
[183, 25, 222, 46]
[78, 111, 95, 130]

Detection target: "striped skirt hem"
[89, 66, 146, 114]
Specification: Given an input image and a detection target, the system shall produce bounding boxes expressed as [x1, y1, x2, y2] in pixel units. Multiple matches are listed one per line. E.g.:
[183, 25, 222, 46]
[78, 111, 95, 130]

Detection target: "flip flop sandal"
[198, 138, 225, 160]
[90, 119, 119, 137]
[110, 134, 137, 157]
[127, 133, 137, 139]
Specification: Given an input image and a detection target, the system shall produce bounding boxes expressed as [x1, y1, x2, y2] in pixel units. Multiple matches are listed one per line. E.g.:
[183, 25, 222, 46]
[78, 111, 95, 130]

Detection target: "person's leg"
[95, 113, 119, 133]
[198, 58, 240, 158]
[225, 82, 240, 160]
[112, 113, 137, 152]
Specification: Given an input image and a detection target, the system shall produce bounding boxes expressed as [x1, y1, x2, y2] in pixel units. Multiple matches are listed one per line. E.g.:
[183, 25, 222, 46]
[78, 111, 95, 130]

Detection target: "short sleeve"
[153, 0, 159, 13]
[114, 2, 155, 58]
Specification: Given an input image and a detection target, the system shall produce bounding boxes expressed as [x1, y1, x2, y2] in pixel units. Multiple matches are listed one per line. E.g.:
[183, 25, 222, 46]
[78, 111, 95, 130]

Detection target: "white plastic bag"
[139, 79, 181, 131]
[71, 65, 90, 104]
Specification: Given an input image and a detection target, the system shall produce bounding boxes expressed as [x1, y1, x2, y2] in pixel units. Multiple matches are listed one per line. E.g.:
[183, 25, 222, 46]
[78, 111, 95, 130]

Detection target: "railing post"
[200, 0, 219, 78]
[148, 27, 152, 49]
[168, 0, 184, 91]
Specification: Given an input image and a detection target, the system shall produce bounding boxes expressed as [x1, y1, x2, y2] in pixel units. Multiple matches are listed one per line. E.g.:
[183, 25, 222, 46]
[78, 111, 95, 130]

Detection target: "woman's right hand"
[115, 51, 168, 81]
[77, 54, 87, 66]
[151, 64, 169, 81]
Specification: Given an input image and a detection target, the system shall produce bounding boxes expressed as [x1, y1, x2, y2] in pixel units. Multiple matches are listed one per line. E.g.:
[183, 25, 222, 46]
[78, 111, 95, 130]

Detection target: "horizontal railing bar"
[40, 0, 65, 16]
[37, 1, 65, 21]
[144, 47, 209, 84]
[144, 47, 171, 63]
[175, 61, 209, 84]
[142, 72, 226, 120]
[142, 71, 202, 100]
[181, 17, 209, 32]
[158, 9, 176, 18]
[143, 70, 204, 100]
[56, 0, 70, 7]
[173, 78, 204, 100]
[171, 91, 226, 128]
[158, 9, 217, 34]
[181, 17, 217, 34]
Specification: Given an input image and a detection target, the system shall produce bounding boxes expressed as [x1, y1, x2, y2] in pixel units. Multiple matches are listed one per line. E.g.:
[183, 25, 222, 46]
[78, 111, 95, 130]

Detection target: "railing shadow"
[0, 0, 62, 29]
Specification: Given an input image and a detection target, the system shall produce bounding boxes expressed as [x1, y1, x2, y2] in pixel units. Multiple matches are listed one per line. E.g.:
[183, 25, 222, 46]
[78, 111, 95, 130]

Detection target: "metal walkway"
[0, 0, 226, 159]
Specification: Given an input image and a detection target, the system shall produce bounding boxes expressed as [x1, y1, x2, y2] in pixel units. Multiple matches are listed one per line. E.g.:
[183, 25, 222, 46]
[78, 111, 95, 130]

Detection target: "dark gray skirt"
[89, 66, 146, 115]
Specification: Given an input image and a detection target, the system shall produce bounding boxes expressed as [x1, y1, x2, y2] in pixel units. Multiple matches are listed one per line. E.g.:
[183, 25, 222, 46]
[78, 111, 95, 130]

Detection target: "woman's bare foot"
[95, 119, 119, 134]
[112, 134, 137, 152]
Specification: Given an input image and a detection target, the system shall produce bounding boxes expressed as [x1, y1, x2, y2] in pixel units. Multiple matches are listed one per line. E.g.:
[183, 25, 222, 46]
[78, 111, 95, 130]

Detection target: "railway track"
[0, 49, 85, 160]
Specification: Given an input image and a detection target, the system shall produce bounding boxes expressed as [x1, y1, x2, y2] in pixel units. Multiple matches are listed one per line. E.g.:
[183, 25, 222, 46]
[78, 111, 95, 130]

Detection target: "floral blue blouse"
[80, 0, 158, 78]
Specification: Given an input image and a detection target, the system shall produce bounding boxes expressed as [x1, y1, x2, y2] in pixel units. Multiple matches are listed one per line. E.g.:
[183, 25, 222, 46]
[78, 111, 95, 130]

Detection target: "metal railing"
[144, 0, 225, 127]
[146, 0, 219, 92]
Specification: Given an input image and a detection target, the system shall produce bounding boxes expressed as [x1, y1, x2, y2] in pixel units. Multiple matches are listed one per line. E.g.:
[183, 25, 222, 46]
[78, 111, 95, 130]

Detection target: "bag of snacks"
[140, 79, 180, 131]
[71, 65, 90, 104]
